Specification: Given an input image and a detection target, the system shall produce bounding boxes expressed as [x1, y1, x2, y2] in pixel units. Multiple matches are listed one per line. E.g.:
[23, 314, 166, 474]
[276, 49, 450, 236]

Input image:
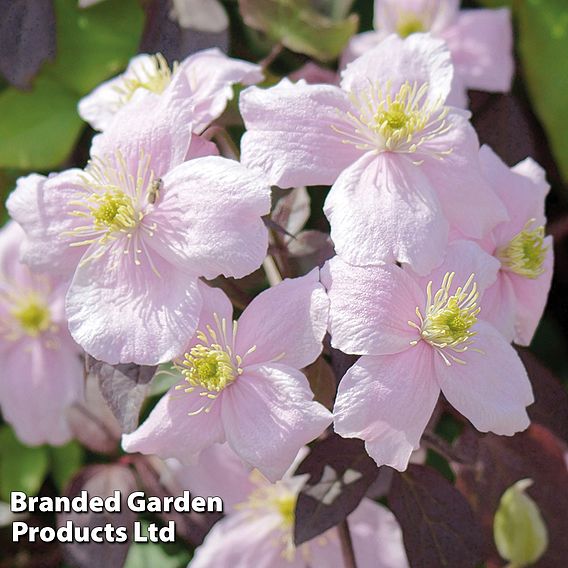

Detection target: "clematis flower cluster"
[0, 6, 555, 565]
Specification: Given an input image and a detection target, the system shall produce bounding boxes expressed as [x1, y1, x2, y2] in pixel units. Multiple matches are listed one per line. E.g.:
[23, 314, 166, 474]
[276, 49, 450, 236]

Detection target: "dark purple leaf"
[389, 464, 483, 568]
[517, 349, 568, 444]
[454, 424, 568, 568]
[93, 360, 157, 434]
[303, 356, 336, 410]
[58, 464, 137, 568]
[67, 369, 122, 454]
[0, 0, 56, 88]
[293, 434, 380, 545]
[140, 0, 228, 64]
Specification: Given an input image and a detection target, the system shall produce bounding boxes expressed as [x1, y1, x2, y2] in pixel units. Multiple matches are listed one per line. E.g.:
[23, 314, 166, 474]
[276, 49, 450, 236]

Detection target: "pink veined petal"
[324, 152, 449, 275]
[240, 79, 363, 188]
[176, 48, 263, 133]
[340, 34, 454, 110]
[122, 387, 225, 461]
[0, 337, 83, 446]
[475, 270, 518, 344]
[373, 0, 461, 34]
[321, 257, 425, 356]
[340, 30, 384, 70]
[220, 364, 332, 482]
[235, 269, 329, 369]
[479, 145, 549, 246]
[410, 239, 501, 301]
[190, 510, 296, 568]
[441, 8, 514, 93]
[66, 239, 202, 365]
[435, 320, 533, 436]
[6, 171, 86, 276]
[168, 443, 254, 513]
[348, 499, 409, 568]
[148, 155, 270, 280]
[417, 113, 509, 239]
[507, 236, 554, 346]
[333, 344, 440, 471]
[77, 54, 157, 131]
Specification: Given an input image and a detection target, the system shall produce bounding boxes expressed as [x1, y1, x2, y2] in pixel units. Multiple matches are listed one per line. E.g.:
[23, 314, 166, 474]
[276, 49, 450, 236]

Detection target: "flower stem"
[337, 519, 358, 568]
[263, 255, 283, 286]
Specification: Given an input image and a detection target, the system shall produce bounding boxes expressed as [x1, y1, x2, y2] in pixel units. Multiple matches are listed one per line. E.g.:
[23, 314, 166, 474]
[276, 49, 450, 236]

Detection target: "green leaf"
[0, 426, 50, 501]
[49, 441, 84, 492]
[239, 0, 359, 62]
[517, 0, 568, 182]
[46, 0, 144, 96]
[0, 75, 83, 170]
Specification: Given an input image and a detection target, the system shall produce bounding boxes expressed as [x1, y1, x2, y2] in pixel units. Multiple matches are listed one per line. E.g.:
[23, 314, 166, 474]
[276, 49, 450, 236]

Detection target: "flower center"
[397, 15, 425, 37]
[175, 313, 256, 416]
[91, 190, 137, 233]
[409, 272, 481, 366]
[275, 494, 296, 528]
[497, 220, 547, 279]
[118, 54, 174, 103]
[335, 81, 451, 156]
[11, 297, 51, 337]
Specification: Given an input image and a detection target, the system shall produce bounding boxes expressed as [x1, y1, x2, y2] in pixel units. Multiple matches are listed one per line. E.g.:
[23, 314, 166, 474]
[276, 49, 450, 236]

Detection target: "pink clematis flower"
[169, 444, 409, 568]
[240, 34, 507, 275]
[470, 146, 553, 346]
[343, 0, 514, 107]
[7, 89, 271, 366]
[122, 271, 332, 481]
[322, 240, 534, 471]
[0, 221, 83, 446]
[79, 48, 262, 132]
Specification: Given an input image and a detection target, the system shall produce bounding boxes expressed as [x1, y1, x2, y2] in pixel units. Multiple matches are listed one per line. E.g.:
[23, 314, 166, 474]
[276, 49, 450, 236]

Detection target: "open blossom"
[0, 221, 83, 445]
[469, 146, 553, 346]
[343, 0, 513, 107]
[240, 34, 506, 275]
[78, 48, 262, 132]
[123, 271, 332, 481]
[323, 240, 534, 471]
[169, 444, 408, 568]
[7, 89, 270, 366]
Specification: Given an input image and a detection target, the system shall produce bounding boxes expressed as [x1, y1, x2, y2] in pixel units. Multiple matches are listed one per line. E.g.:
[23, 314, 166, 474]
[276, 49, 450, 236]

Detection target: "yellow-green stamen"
[497, 220, 548, 279]
[397, 15, 425, 37]
[11, 296, 51, 338]
[409, 272, 481, 365]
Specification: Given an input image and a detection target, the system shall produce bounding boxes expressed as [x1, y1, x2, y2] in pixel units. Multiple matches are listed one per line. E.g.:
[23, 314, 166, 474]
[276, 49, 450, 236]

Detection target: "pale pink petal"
[479, 146, 549, 245]
[221, 364, 332, 482]
[77, 55, 157, 131]
[349, 500, 409, 568]
[418, 114, 508, 239]
[445, 70, 469, 108]
[235, 270, 328, 369]
[322, 257, 425, 356]
[149, 156, 270, 279]
[442, 9, 514, 93]
[436, 321, 533, 435]
[0, 337, 83, 446]
[168, 443, 254, 512]
[240, 79, 363, 187]
[122, 387, 225, 460]
[66, 240, 202, 365]
[177, 48, 263, 133]
[334, 344, 440, 471]
[373, 0, 460, 34]
[340, 30, 383, 70]
[190, 511, 295, 568]
[411, 239, 501, 300]
[507, 237, 554, 346]
[474, 269, 517, 343]
[186, 133, 219, 159]
[6, 171, 86, 275]
[288, 62, 338, 85]
[324, 152, 448, 275]
[341, 34, 453, 109]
